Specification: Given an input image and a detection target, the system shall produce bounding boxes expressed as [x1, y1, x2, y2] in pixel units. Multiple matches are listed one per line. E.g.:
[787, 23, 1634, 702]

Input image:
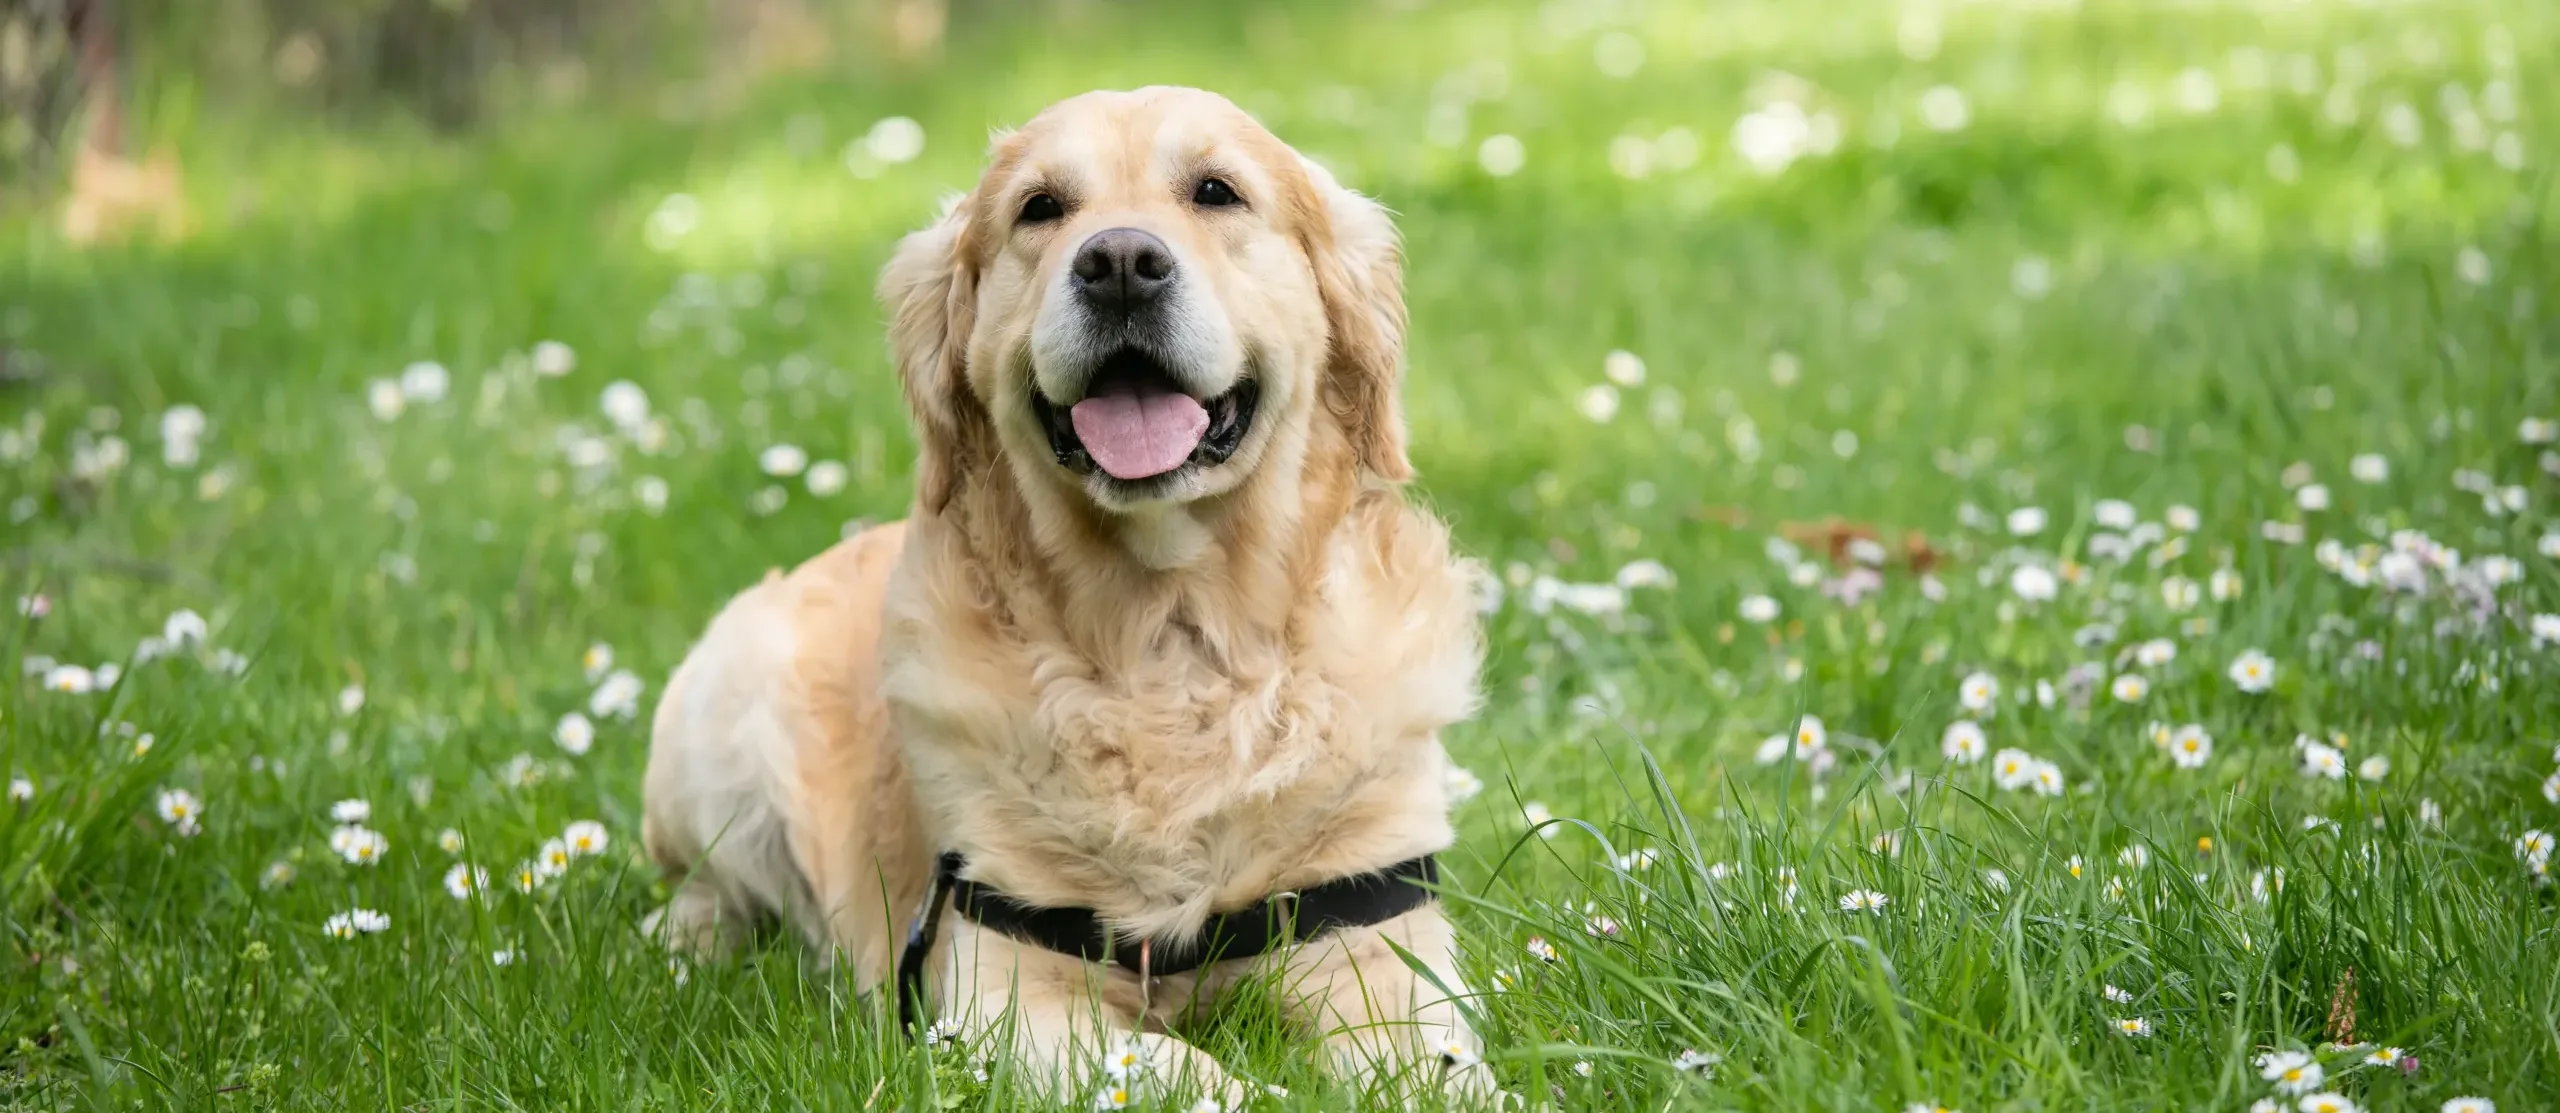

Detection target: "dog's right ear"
[877, 196, 979, 514]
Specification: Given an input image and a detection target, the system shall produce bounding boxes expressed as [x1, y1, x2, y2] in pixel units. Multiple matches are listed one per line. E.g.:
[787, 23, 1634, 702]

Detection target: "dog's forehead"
[994, 88, 1293, 192]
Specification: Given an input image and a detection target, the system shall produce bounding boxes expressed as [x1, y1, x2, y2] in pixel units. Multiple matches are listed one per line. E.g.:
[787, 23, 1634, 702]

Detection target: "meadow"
[3, 0, 2557, 1109]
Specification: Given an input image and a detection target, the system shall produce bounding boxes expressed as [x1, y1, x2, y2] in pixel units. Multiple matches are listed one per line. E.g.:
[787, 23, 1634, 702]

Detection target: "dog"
[643, 86, 1490, 1102]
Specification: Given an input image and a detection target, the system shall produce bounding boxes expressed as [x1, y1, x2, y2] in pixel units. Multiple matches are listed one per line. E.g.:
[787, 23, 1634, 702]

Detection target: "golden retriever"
[643, 85, 1489, 1102]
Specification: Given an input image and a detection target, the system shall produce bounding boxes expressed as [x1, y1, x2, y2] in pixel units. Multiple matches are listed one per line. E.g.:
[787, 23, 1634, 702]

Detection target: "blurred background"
[0, 0, 2546, 706]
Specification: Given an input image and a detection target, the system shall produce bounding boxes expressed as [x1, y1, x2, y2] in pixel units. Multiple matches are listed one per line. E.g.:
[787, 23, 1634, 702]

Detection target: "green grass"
[5, 0, 2559, 1108]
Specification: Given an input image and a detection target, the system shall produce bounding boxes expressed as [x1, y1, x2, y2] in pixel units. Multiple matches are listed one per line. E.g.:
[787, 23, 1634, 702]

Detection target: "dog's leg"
[641, 873, 758, 957]
[1279, 905, 1495, 1100]
[934, 919, 1243, 1105]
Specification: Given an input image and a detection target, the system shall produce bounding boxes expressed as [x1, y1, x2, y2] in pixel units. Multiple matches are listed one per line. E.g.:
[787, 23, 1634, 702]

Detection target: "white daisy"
[2113, 1017, 2151, 1038]
[2300, 742, 2347, 780]
[759, 443, 810, 477]
[2210, 566, 2246, 601]
[1941, 720, 1986, 763]
[536, 839, 571, 877]
[562, 820, 609, 858]
[2118, 845, 2149, 870]
[1958, 672, 1999, 714]
[333, 825, 389, 866]
[324, 908, 390, 939]
[2441, 1098, 2494, 1113]
[330, 798, 371, 824]
[1670, 1048, 1721, 1075]
[1738, 594, 1780, 624]
[2258, 1050, 2322, 1094]
[555, 712, 595, 756]
[2029, 761, 2065, 797]
[2169, 725, 2213, 769]
[2515, 829, 2553, 864]
[1100, 1038, 1155, 1081]
[6, 778, 29, 804]
[2296, 1094, 2359, 1113]
[2102, 984, 2133, 1004]
[2350, 453, 2390, 483]
[2010, 565, 2059, 602]
[1436, 1037, 1481, 1069]
[444, 863, 491, 901]
[1522, 801, 1556, 836]
[1992, 749, 2036, 791]
[438, 828, 466, 855]
[2133, 638, 2177, 668]
[1525, 936, 1559, 963]
[156, 788, 203, 830]
[2228, 649, 2277, 693]
[583, 642, 615, 681]
[2094, 499, 2137, 530]
[2110, 674, 2149, 703]
[2357, 755, 2390, 781]
[590, 669, 645, 720]
[1790, 715, 1827, 759]
[2160, 576, 2201, 611]
[1839, 888, 1888, 914]
[2361, 1046, 2403, 1068]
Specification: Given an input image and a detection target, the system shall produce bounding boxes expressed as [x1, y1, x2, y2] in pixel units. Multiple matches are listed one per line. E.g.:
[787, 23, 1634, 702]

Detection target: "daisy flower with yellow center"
[2228, 649, 2276, 692]
[2171, 726, 2213, 769]
[563, 820, 610, 857]
[2256, 1050, 2321, 1094]
[1941, 721, 1986, 764]
[156, 788, 202, 827]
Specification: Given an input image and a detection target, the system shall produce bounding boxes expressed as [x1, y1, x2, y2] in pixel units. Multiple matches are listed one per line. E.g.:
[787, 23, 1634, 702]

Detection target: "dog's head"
[879, 87, 1408, 538]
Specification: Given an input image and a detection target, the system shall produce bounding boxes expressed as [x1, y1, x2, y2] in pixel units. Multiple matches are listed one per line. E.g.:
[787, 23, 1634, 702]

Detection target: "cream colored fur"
[643, 86, 1489, 1102]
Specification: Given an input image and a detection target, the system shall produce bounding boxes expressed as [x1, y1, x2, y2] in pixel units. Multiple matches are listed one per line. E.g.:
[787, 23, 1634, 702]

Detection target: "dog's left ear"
[1300, 160, 1412, 483]
[877, 195, 981, 513]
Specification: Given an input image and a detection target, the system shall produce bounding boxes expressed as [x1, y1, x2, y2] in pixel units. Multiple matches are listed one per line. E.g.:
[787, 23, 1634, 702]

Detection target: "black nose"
[1070, 227, 1175, 311]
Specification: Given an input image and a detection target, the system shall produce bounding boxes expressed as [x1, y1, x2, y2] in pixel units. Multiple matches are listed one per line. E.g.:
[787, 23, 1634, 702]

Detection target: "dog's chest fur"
[881, 499, 1481, 940]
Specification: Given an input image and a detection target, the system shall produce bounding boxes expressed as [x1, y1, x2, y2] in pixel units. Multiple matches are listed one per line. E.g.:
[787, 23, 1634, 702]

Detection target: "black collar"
[896, 852, 1439, 1029]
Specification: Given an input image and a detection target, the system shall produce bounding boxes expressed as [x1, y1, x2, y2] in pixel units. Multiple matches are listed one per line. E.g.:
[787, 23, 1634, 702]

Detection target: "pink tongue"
[1070, 381, 1209, 480]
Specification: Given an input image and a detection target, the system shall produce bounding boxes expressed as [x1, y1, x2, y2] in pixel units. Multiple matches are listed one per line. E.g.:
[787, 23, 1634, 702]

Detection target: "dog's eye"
[1018, 193, 1064, 224]
[1191, 177, 1242, 208]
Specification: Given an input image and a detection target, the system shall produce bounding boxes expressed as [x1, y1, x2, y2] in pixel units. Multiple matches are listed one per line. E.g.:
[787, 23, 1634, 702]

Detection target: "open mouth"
[1032, 349, 1258, 482]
